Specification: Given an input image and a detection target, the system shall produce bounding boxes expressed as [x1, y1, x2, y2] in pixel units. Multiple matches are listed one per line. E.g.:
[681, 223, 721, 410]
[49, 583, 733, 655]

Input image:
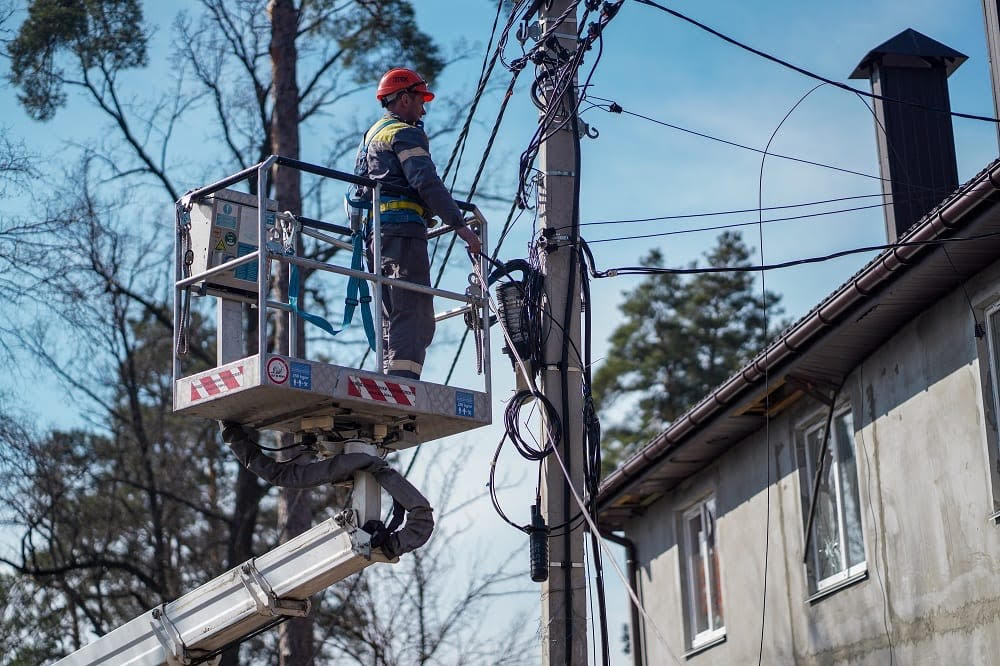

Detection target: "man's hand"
[457, 224, 482, 257]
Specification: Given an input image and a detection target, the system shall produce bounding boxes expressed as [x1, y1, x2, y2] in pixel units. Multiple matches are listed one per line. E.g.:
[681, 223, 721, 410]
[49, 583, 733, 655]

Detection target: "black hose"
[220, 422, 433, 558]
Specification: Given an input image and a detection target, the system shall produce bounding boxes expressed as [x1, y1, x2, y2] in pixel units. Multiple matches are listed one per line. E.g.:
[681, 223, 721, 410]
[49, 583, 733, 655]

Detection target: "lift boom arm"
[54, 514, 390, 666]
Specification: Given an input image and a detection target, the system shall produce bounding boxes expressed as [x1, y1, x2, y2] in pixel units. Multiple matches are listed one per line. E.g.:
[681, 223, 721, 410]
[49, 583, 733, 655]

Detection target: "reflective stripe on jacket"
[353, 113, 465, 229]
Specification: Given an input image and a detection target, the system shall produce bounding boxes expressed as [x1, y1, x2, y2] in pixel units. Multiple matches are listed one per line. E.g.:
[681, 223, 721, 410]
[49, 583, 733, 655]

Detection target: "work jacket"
[353, 112, 465, 235]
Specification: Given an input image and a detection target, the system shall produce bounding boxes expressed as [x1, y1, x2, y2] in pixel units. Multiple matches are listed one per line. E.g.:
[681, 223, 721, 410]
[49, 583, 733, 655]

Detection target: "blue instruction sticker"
[215, 212, 238, 230]
[233, 243, 258, 282]
[290, 362, 312, 390]
[455, 391, 475, 418]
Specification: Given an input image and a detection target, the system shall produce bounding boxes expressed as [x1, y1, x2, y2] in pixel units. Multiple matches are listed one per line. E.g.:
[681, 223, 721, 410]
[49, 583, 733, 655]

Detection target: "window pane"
[688, 513, 708, 634]
[989, 308, 1000, 433]
[835, 411, 865, 568]
[990, 308, 1000, 397]
[705, 502, 723, 630]
[814, 445, 842, 581]
[805, 427, 822, 472]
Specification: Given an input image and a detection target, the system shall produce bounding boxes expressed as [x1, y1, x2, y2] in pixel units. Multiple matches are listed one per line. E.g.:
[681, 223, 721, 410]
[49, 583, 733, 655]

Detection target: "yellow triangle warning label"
[215, 238, 227, 251]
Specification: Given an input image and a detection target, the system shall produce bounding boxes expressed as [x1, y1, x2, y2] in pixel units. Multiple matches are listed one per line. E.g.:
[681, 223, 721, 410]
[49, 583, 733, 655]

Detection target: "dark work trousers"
[367, 225, 435, 380]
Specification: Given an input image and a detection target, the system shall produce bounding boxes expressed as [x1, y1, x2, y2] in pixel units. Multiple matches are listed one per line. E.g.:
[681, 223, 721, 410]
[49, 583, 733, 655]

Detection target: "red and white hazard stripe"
[189, 366, 245, 401]
[347, 375, 416, 406]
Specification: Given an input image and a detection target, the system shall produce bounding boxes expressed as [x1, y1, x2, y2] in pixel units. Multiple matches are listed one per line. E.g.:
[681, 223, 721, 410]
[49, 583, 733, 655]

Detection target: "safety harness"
[282, 213, 377, 351]
[287, 116, 432, 351]
[345, 116, 429, 227]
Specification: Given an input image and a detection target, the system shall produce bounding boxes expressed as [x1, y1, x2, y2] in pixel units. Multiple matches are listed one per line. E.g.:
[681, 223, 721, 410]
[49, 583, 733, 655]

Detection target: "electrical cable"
[856, 362, 895, 664]
[631, 0, 999, 123]
[576, 193, 887, 226]
[475, 185, 683, 666]
[581, 229, 1000, 276]
[440, 0, 511, 190]
[755, 81, 827, 664]
[432, 68, 525, 289]
[584, 201, 891, 242]
[544, 410, 681, 665]
[588, 96, 1000, 204]
[450, 10, 620, 659]
[514, 1, 608, 206]
[589, 96, 886, 181]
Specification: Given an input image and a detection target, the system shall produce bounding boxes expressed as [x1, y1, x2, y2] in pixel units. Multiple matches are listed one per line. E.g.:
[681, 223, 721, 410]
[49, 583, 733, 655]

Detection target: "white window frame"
[986, 302, 1000, 428]
[980, 300, 1000, 519]
[797, 404, 867, 593]
[681, 497, 725, 648]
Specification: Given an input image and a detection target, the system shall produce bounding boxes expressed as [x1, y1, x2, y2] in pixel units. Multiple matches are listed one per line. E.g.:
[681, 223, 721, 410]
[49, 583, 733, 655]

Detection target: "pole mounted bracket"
[239, 561, 311, 618]
[151, 604, 219, 666]
[536, 228, 572, 253]
[335, 507, 376, 559]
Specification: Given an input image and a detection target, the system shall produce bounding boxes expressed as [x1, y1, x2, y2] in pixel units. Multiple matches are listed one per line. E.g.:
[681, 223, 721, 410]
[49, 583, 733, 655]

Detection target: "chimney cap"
[849, 28, 967, 79]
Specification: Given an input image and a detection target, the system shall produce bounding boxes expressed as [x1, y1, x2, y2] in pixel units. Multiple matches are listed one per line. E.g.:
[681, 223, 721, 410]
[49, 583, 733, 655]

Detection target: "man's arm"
[394, 128, 482, 254]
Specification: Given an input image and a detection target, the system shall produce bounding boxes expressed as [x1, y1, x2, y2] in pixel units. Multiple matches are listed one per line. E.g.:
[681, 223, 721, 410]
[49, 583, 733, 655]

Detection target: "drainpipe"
[602, 530, 643, 666]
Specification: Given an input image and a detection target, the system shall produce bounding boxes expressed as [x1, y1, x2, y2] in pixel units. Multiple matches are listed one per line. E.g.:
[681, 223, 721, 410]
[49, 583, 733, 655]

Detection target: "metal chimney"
[850, 29, 967, 243]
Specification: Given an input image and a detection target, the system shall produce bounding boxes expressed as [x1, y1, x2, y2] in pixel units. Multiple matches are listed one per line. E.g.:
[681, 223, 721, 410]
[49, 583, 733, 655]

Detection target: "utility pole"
[537, 1, 588, 664]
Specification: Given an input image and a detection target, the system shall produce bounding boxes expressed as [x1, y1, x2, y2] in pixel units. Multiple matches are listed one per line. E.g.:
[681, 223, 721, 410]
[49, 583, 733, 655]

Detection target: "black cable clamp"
[537, 227, 573, 253]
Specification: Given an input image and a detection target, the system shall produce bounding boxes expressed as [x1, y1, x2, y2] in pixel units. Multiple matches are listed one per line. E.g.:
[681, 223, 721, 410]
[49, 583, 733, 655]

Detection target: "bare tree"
[2, 1, 513, 663]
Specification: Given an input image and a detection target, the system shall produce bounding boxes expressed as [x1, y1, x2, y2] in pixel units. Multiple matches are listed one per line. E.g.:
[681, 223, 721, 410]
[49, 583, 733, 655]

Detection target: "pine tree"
[593, 231, 785, 470]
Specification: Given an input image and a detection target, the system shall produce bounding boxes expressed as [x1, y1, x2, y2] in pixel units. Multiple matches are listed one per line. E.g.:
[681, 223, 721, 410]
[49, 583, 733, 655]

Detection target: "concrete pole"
[537, 2, 588, 664]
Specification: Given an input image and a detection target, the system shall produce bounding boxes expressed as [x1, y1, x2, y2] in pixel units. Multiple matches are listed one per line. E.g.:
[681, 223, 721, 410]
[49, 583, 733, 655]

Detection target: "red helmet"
[376, 68, 435, 103]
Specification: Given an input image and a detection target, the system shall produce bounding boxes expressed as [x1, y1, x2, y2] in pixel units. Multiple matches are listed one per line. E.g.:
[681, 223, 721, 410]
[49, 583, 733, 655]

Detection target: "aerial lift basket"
[171, 156, 492, 449]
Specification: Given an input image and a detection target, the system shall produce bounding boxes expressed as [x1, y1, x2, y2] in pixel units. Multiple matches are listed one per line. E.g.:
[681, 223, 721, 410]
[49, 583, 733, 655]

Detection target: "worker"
[352, 67, 481, 380]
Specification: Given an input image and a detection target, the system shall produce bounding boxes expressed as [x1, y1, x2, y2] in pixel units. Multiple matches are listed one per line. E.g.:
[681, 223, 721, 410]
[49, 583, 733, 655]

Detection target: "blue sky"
[3, 0, 1000, 663]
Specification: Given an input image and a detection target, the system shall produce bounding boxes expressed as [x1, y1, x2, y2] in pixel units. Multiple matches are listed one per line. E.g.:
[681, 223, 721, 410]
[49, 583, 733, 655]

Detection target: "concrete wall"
[628, 262, 1000, 665]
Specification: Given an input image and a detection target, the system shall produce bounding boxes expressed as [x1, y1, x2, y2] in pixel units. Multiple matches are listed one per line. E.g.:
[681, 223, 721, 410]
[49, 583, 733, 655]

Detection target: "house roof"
[597, 159, 1000, 529]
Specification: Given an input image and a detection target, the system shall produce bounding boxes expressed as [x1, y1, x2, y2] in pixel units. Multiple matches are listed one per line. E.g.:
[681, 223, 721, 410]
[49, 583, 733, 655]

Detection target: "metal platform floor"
[174, 354, 490, 449]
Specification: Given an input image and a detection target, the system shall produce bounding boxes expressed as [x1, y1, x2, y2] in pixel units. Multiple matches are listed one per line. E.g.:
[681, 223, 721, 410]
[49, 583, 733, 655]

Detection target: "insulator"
[529, 504, 549, 582]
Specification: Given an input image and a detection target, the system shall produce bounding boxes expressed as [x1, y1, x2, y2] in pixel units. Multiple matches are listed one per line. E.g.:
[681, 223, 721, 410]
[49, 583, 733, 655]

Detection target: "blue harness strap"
[288, 231, 377, 351]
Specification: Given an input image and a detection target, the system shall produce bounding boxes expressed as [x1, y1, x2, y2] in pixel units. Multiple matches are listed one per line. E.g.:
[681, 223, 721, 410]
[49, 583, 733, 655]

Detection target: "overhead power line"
[584, 201, 890, 243]
[584, 229, 1000, 276]
[578, 193, 885, 226]
[632, 0, 1000, 123]
[589, 96, 887, 182]
[590, 96, 990, 200]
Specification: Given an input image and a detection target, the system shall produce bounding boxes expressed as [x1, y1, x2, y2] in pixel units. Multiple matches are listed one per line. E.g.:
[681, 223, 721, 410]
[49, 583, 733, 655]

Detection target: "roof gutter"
[599, 159, 1000, 507]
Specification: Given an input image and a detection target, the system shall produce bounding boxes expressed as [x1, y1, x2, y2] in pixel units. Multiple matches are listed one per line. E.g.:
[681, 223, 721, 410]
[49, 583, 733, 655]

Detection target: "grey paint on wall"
[625, 265, 1000, 665]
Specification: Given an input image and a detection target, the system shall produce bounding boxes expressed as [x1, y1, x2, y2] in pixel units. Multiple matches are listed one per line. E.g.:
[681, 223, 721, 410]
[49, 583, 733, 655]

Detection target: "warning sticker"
[455, 391, 475, 418]
[266, 357, 289, 384]
[224, 232, 237, 246]
[214, 238, 227, 251]
[290, 362, 312, 390]
[348, 375, 415, 406]
[189, 365, 245, 401]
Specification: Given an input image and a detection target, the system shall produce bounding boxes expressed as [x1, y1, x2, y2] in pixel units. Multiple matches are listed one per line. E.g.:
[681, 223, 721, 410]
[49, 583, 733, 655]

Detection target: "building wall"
[628, 262, 1000, 665]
